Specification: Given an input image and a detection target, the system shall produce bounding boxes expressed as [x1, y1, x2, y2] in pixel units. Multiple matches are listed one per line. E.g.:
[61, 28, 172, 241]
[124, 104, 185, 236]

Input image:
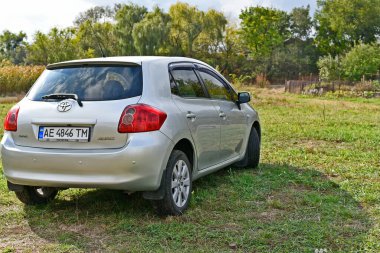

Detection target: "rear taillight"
[4, 105, 20, 131]
[118, 104, 167, 133]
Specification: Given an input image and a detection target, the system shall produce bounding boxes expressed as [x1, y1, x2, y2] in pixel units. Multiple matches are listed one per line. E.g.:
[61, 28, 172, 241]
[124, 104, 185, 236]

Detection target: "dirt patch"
[245, 208, 286, 223]
[0, 223, 49, 251]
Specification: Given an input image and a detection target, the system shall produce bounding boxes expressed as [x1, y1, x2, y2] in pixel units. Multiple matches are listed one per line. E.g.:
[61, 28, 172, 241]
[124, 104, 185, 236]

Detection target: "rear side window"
[169, 73, 180, 96]
[198, 70, 231, 101]
[171, 68, 206, 98]
[28, 65, 142, 101]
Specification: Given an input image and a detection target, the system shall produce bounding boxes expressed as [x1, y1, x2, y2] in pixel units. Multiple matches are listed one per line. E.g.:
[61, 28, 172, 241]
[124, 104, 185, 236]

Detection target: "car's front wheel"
[235, 126, 260, 168]
[152, 150, 192, 216]
[15, 186, 58, 205]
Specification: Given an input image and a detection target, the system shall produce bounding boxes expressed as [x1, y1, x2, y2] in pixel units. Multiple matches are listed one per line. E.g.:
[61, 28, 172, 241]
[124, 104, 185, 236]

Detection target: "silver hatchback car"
[1, 56, 260, 215]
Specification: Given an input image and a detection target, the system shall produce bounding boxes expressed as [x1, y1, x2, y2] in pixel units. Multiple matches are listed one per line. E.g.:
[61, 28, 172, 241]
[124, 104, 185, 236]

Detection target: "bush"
[341, 43, 380, 81]
[373, 80, 380, 90]
[317, 55, 342, 81]
[0, 65, 44, 96]
[352, 81, 377, 92]
[229, 73, 254, 86]
[255, 73, 270, 87]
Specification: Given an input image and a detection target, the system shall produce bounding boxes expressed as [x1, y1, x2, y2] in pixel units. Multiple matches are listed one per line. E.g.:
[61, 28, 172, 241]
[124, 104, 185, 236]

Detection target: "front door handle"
[186, 112, 196, 119]
[219, 112, 226, 118]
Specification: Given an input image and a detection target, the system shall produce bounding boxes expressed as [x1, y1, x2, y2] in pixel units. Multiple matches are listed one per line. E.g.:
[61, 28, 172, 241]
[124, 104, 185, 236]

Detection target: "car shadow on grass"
[23, 163, 372, 252]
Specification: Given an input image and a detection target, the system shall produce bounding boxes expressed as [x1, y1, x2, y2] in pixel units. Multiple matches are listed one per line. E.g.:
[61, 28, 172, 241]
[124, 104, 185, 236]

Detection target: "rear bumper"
[1, 131, 174, 191]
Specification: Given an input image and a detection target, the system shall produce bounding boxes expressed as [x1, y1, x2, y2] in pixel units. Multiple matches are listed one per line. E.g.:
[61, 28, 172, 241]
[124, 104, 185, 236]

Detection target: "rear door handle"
[186, 112, 196, 119]
[219, 112, 226, 118]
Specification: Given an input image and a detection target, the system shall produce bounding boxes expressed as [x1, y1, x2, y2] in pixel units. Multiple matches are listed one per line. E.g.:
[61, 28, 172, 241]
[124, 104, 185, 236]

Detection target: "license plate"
[38, 126, 90, 142]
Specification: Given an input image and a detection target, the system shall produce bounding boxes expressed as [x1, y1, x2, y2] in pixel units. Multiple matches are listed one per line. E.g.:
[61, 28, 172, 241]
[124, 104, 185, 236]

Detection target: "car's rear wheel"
[15, 186, 58, 205]
[152, 150, 192, 216]
[235, 126, 260, 168]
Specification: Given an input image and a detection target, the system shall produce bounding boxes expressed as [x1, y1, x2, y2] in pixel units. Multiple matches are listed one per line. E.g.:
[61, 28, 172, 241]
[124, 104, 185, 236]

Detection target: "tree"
[132, 7, 171, 55]
[26, 28, 79, 65]
[341, 43, 380, 81]
[169, 2, 204, 56]
[75, 20, 119, 57]
[315, 0, 380, 56]
[74, 6, 114, 26]
[317, 55, 342, 81]
[115, 3, 147, 55]
[194, 9, 227, 64]
[239, 6, 290, 77]
[240, 7, 289, 58]
[219, 25, 249, 77]
[74, 6, 120, 57]
[0, 30, 27, 64]
[279, 6, 319, 79]
[289, 5, 312, 40]
[26, 32, 49, 65]
[270, 39, 319, 80]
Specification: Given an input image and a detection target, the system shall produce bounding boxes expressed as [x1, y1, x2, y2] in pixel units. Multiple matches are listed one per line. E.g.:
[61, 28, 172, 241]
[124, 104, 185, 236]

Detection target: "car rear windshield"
[28, 65, 143, 101]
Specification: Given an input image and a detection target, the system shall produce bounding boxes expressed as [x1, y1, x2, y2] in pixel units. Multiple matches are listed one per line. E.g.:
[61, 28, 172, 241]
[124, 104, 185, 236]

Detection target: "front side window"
[171, 68, 206, 98]
[199, 70, 231, 101]
[28, 65, 143, 101]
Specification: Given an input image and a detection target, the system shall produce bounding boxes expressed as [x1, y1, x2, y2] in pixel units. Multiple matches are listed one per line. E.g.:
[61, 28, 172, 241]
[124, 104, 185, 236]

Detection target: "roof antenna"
[89, 22, 106, 58]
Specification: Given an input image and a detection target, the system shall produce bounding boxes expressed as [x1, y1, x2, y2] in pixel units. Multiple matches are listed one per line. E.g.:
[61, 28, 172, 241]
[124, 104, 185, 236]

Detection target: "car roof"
[47, 56, 212, 69]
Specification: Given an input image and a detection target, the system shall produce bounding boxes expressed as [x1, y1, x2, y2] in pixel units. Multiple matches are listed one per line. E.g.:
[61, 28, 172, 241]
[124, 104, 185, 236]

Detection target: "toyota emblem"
[57, 100, 73, 112]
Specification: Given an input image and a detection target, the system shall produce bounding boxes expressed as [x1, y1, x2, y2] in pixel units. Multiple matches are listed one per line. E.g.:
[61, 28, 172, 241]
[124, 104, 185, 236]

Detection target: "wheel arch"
[172, 138, 195, 169]
[252, 121, 261, 141]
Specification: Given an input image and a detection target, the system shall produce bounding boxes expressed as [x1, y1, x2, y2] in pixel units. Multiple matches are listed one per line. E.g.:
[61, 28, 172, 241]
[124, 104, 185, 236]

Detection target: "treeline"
[1, 0, 380, 84]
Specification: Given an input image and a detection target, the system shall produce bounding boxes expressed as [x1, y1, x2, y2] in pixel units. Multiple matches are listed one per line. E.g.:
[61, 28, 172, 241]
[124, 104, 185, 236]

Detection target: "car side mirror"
[237, 92, 251, 104]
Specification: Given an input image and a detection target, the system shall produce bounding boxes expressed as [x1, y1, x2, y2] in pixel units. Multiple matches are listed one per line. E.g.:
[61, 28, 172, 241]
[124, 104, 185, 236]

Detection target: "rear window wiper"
[42, 93, 83, 107]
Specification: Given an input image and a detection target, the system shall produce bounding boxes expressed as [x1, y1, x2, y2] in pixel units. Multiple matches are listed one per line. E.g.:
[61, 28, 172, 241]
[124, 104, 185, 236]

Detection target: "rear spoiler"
[47, 61, 141, 70]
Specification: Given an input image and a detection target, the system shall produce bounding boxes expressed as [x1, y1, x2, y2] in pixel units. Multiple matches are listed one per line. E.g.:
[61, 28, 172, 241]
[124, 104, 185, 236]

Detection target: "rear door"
[169, 64, 221, 170]
[13, 64, 143, 149]
[197, 67, 246, 161]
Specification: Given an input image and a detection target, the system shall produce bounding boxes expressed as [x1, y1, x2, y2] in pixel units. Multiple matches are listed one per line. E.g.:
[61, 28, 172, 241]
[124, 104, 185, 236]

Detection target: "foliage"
[75, 21, 119, 57]
[239, 6, 318, 80]
[341, 43, 380, 81]
[74, 5, 114, 25]
[0, 59, 13, 67]
[26, 28, 81, 65]
[168, 2, 204, 56]
[115, 3, 148, 56]
[240, 7, 289, 60]
[0, 65, 44, 95]
[229, 73, 254, 86]
[317, 55, 342, 81]
[132, 7, 170, 55]
[289, 5, 313, 40]
[218, 25, 247, 77]
[193, 9, 227, 65]
[318, 43, 380, 82]
[0, 30, 27, 64]
[315, 0, 380, 55]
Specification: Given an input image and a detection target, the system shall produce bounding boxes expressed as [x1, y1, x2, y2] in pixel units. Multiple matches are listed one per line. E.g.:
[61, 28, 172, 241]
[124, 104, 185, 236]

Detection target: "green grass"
[1, 88, 379, 252]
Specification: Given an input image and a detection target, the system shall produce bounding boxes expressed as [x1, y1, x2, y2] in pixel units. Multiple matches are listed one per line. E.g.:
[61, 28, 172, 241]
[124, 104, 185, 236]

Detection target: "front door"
[197, 68, 246, 162]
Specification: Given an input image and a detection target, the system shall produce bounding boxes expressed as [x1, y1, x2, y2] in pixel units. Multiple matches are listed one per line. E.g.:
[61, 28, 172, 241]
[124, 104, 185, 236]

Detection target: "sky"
[0, 0, 316, 41]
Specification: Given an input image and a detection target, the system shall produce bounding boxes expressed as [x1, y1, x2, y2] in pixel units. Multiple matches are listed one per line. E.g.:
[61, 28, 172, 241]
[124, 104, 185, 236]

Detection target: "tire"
[152, 150, 192, 216]
[234, 127, 260, 168]
[15, 186, 58, 205]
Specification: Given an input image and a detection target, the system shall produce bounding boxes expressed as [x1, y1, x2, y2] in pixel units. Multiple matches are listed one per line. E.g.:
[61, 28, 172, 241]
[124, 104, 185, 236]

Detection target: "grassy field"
[0, 88, 379, 252]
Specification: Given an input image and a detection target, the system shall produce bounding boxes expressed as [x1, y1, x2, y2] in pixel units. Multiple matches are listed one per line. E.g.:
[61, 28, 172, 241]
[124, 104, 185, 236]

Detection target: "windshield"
[28, 65, 143, 101]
